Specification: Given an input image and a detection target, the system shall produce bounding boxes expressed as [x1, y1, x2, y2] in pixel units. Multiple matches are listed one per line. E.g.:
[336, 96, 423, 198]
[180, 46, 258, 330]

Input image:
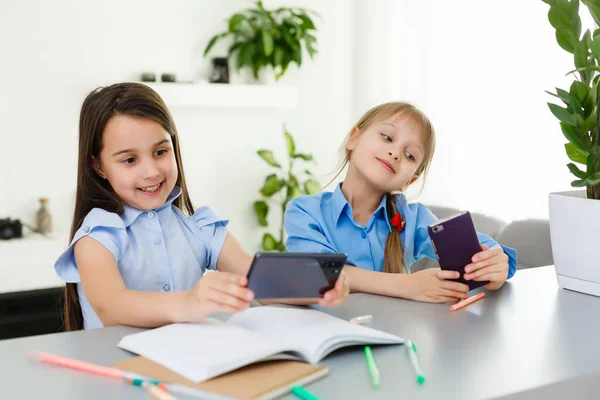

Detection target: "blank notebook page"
[117, 319, 287, 382]
[229, 307, 403, 363]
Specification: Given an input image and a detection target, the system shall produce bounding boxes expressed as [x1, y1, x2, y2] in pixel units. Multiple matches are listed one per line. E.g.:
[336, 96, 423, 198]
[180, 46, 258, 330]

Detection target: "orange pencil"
[450, 292, 485, 311]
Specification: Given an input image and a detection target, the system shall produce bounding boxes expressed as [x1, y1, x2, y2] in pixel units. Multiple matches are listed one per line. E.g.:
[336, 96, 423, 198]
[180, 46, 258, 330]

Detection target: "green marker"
[405, 339, 425, 385]
[364, 345, 380, 388]
[291, 386, 322, 400]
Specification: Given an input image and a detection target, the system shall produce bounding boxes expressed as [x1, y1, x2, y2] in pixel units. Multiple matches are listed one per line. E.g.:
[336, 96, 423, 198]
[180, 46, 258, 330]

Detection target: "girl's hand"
[183, 271, 254, 322]
[319, 269, 350, 307]
[464, 244, 509, 290]
[405, 269, 470, 303]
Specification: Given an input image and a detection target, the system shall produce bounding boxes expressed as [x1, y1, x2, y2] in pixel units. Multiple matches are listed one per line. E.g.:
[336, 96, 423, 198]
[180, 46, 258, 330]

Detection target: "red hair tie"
[390, 213, 405, 233]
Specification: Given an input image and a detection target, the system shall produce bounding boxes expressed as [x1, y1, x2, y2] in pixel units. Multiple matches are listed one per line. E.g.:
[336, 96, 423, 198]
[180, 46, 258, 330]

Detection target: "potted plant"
[203, 0, 318, 83]
[542, 0, 600, 295]
[254, 126, 320, 251]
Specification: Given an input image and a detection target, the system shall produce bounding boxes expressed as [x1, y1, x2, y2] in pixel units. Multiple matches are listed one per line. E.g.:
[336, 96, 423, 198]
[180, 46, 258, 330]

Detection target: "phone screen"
[247, 258, 333, 299]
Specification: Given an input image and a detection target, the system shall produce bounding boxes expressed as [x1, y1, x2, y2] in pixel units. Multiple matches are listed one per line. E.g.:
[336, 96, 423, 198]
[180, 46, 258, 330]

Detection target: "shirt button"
[153, 237, 161, 245]
[163, 283, 170, 291]
[147, 211, 155, 219]
[361, 231, 367, 239]
[83, 226, 90, 233]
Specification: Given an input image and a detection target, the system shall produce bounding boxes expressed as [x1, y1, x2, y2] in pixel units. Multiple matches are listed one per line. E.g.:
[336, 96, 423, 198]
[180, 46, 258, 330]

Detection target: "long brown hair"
[332, 102, 436, 274]
[64, 82, 195, 331]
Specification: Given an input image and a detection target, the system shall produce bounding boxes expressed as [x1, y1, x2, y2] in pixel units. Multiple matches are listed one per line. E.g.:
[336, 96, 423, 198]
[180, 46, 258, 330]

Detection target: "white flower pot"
[549, 190, 600, 296]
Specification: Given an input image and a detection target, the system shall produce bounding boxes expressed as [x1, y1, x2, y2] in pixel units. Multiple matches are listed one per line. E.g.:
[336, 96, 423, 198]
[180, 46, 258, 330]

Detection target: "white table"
[3, 266, 600, 399]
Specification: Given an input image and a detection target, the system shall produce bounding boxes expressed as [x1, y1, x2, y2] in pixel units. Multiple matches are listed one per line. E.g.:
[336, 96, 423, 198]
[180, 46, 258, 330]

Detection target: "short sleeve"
[193, 206, 229, 271]
[284, 197, 352, 261]
[54, 208, 128, 283]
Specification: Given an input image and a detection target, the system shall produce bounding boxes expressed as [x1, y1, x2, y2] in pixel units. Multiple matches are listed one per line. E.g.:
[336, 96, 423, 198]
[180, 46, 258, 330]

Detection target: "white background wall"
[353, 0, 591, 223]
[0, 0, 354, 254]
[0, 0, 588, 265]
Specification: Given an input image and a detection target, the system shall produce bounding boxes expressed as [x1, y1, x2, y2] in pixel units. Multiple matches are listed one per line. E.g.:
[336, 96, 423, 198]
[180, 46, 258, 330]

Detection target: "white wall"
[353, 0, 590, 223]
[0, 0, 354, 253]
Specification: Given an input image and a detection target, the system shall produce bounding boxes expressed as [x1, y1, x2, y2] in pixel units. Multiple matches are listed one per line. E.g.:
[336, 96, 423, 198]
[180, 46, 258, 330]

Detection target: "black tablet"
[246, 252, 347, 303]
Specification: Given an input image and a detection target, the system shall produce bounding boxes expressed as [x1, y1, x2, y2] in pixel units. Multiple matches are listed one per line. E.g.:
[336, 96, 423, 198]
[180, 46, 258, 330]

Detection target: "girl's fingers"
[207, 289, 251, 311]
[209, 279, 254, 302]
[470, 246, 503, 264]
[206, 271, 248, 286]
[436, 270, 460, 280]
[466, 252, 505, 273]
[474, 271, 507, 282]
[429, 295, 460, 303]
[438, 288, 469, 300]
[440, 280, 470, 293]
[465, 264, 505, 281]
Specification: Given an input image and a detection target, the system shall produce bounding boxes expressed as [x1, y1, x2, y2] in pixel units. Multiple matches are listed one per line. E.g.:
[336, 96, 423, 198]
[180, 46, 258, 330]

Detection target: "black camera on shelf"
[0, 218, 23, 240]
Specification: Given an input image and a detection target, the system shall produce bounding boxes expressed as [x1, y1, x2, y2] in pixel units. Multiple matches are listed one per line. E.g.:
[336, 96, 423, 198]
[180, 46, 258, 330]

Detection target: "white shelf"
[142, 82, 298, 109]
[0, 235, 67, 293]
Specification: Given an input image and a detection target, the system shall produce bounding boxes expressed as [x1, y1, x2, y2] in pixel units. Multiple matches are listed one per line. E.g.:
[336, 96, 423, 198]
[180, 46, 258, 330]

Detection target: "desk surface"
[3, 266, 600, 399]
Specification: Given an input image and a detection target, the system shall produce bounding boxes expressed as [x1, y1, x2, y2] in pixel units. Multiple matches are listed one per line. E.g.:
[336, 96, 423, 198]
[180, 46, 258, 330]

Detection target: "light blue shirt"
[284, 183, 517, 278]
[54, 186, 228, 329]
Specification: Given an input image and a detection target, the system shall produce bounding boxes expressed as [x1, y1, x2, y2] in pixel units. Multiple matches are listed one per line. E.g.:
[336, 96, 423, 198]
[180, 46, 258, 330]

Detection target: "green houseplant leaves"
[542, 0, 600, 199]
[204, 0, 319, 80]
[254, 126, 320, 251]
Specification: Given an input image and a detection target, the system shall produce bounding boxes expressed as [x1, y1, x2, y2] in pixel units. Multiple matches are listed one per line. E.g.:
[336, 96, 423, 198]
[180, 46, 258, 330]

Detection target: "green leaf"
[228, 13, 247, 32]
[572, 0, 582, 38]
[557, 87, 571, 99]
[548, 103, 575, 125]
[580, 113, 597, 133]
[203, 33, 228, 57]
[548, 7, 572, 29]
[587, 153, 595, 173]
[237, 42, 256, 69]
[262, 233, 277, 251]
[570, 81, 588, 103]
[292, 153, 314, 161]
[273, 46, 284, 67]
[284, 129, 296, 156]
[561, 122, 588, 150]
[276, 242, 287, 252]
[288, 174, 299, 188]
[304, 179, 321, 195]
[574, 38, 589, 70]
[591, 35, 600, 59]
[583, 0, 600, 26]
[296, 12, 316, 30]
[254, 200, 269, 227]
[261, 29, 274, 56]
[556, 28, 577, 53]
[257, 150, 281, 168]
[565, 143, 588, 164]
[567, 162, 587, 178]
[260, 174, 286, 197]
[571, 178, 587, 187]
[305, 36, 317, 58]
[286, 184, 303, 203]
[292, 46, 303, 66]
[587, 172, 600, 185]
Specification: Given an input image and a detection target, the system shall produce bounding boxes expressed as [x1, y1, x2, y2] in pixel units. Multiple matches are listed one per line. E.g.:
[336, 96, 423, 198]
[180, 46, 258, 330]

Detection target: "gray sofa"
[411, 205, 553, 272]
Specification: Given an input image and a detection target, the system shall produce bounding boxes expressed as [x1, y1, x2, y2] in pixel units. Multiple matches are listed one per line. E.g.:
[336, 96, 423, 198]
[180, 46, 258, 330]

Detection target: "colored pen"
[292, 385, 322, 400]
[140, 380, 178, 400]
[450, 292, 486, 311]
[28, 351, 161, 384]
[405, 339, 425, 385]
[364, 345, 380, 388]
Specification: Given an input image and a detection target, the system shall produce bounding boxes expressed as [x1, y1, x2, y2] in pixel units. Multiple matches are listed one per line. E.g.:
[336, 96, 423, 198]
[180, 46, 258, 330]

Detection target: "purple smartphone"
[427, 211, 488, 291]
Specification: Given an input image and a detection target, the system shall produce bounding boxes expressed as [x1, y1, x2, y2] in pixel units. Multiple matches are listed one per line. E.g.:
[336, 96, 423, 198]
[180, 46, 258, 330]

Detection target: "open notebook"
[118, 307, 404, 382]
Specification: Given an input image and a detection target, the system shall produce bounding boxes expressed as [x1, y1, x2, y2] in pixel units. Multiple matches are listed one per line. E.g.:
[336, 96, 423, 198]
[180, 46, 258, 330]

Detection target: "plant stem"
[280, 156, 293, 245]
